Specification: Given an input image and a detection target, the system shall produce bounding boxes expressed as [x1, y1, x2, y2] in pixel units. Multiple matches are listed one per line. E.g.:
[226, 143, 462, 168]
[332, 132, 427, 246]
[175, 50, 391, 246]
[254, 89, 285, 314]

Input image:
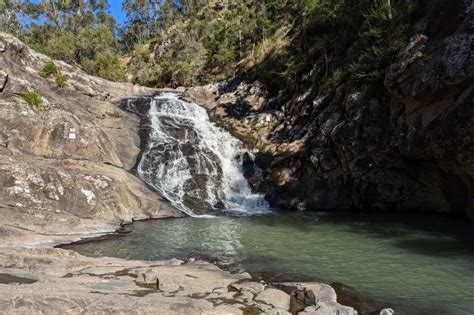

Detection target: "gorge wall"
[185, 0, 474, 219]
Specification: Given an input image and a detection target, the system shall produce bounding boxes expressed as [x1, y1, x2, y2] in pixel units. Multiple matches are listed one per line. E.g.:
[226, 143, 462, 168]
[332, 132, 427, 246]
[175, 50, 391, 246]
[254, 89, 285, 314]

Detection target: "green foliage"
[82, 53, 126, 82]
[348, 0, 418, 83]
[124, 0, 301, 87]
[37, 32, 78, 64]
[55, 73, 68, 88]
[20, 1, 126, 81]
[11, 0, 426, 92]
[170, 61, 193, 87]
[23, 90, 43, 109]
[0, 0, 25, 34]
[39, 61, 59, 78]
[303, 0, 336, 20]
[39, 60, 69, 88]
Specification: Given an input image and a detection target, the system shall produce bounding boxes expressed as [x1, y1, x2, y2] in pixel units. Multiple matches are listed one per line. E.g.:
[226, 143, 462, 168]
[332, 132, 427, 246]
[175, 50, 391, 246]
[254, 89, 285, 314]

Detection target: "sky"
[27, 0, 127, 25]
[109, 0, 126, 25]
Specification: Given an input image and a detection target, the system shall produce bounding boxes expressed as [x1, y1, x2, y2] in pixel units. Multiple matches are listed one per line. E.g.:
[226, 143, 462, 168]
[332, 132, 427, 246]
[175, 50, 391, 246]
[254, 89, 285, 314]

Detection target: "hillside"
[184, 0, 473, 218]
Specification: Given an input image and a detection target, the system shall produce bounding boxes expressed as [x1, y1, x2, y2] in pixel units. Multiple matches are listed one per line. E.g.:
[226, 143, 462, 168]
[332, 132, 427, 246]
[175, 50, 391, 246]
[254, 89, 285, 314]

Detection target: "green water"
[66, 212, 474, 314]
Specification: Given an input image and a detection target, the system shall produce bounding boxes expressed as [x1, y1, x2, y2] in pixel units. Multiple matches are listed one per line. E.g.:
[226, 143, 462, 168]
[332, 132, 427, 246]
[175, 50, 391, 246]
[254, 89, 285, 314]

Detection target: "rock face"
[185, 0, 474, 219]
[0, 32, 182, 246]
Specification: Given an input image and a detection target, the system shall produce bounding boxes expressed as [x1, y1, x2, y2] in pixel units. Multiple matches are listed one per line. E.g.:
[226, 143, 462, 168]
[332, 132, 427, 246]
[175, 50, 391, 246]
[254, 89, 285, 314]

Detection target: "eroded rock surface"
[0, 33, 182, 246]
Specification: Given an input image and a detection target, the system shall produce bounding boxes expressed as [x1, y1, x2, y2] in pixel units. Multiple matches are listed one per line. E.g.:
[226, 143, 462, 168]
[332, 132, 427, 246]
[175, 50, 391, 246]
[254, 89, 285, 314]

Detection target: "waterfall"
[137, 93, 269, 217]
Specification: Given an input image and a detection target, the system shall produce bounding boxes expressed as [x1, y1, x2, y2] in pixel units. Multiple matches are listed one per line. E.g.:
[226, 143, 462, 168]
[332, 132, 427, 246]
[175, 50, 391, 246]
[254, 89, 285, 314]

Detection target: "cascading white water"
[137, 93, 269, 217]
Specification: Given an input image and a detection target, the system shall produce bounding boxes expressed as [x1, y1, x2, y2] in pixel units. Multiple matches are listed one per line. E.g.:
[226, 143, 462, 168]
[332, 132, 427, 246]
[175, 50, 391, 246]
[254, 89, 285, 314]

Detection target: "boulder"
[0, 33, 182, 246]
[255, 288, 291, 311]
[278, 283, 337, 304]
[379, 308, 395, 315]
[0, 41, 5, 52]
[135, 269, 160, 290]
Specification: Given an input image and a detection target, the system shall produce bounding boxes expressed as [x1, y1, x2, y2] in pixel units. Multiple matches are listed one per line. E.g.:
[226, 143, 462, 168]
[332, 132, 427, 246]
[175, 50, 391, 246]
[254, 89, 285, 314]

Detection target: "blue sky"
[109, 0, 126, 24]
[28, 0, 127, 25]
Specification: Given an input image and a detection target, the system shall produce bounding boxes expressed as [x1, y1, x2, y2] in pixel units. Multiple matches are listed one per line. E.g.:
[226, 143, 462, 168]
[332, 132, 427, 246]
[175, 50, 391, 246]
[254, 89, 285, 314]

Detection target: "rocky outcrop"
[0, 32, 182, 246]
[0, 247, 358, 314]
[185, 0, 474, 219]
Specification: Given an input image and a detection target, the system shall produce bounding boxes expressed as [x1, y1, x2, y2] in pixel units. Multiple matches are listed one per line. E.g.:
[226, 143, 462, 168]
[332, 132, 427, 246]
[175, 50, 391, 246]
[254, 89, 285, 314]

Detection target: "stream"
[66, 94, 474, 315]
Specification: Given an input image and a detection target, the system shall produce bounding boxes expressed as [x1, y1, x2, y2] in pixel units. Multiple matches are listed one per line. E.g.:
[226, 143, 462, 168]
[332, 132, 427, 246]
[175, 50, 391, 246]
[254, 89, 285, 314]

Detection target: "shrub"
[348, 0, 418, 84]
[39, 61, 59, 78]
[23, 90, 43, 109]
[36, 32, 78, 64]
[82, 53, 127, 82]
[55, 73, 68, 88]
[173, 61, 194, 87]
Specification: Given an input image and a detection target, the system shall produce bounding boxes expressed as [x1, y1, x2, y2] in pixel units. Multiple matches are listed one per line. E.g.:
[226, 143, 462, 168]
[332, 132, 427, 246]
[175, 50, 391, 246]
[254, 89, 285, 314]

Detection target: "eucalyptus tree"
[21, 0, 125, 81]
[120, 0, 163, 50]
[0, 0, 26, 34]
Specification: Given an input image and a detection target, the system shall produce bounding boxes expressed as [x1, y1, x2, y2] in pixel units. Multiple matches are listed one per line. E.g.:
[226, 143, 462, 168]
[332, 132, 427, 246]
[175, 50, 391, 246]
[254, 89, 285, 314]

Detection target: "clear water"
[66, 211, 474, 315]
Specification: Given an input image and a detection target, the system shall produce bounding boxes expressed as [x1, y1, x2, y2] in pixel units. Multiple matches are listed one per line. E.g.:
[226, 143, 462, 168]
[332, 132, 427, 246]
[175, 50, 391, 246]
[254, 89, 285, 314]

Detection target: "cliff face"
[0, 33, 181, 246]
[186, 0, 473, 219]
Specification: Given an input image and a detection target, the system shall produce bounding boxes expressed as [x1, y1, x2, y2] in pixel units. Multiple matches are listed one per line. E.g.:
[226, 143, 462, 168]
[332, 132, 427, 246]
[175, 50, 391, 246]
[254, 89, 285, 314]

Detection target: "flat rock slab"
[0, 247, 361, 315]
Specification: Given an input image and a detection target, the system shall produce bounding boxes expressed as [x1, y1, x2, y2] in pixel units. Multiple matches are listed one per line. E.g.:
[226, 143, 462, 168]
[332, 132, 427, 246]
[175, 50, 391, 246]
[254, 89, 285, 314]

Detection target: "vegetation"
[39, 60, 69, 88]
[348, 0, 418, 83]
[0, 0, 435, 90]
[23, 89, 43, 109]
[55, 73, 68, 88]
[39, 61, 59, 79]
[1, 0, 125, 81]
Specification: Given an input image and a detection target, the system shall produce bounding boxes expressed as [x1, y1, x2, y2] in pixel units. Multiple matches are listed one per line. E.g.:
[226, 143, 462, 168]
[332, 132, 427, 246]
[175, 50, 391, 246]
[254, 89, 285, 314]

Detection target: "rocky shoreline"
[0, 33, 381, 314]
[0, 244, 365, 315]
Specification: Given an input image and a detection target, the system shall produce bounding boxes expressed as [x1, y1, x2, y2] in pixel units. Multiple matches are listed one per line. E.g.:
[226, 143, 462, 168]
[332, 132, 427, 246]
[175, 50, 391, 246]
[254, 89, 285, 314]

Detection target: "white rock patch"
[84, 175, 110, 189]
[81, 188, 96, 206]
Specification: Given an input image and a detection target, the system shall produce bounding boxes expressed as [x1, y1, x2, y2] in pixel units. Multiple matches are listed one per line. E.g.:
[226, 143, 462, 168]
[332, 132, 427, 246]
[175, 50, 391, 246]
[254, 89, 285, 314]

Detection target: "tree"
[0, 0, 26, 34]
[20, 0, 126, 81]
[120, 0, 163, 50]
